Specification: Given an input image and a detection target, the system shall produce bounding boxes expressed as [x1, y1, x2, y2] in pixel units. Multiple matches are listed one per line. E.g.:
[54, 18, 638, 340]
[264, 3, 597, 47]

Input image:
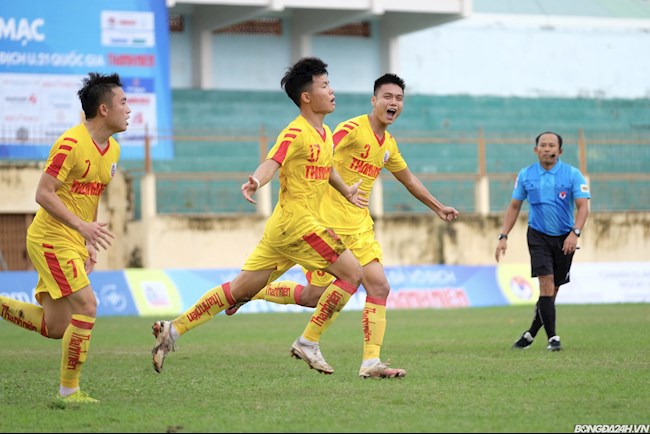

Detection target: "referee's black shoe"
[512, 331, 534, 349]
[547, 335, 562, 351]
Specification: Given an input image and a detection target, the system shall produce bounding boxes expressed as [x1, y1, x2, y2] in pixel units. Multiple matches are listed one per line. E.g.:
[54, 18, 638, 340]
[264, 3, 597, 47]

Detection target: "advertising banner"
[124, 268, 182, 317]
[0, 0, 173, 160]
[558, 262, 650, 304]
[0, 270, 138, 316]
[0, 263, 646, 319]
[90, 271, 140, 317]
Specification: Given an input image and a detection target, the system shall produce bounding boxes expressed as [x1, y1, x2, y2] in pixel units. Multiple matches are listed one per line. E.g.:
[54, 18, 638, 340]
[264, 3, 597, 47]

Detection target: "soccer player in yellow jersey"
[151, 57, 367, 375]
[0, 72, 129, 402]
[228, 74, 460, 378]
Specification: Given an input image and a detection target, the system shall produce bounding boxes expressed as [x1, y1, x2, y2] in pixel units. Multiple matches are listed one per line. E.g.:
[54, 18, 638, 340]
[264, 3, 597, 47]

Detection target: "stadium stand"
[120, 91, 650, 216]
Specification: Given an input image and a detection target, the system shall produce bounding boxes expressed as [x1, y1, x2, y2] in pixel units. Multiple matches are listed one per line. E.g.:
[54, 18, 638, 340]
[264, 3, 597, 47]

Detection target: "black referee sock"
[528, 301, 544, 338]
[538, 296, 557, 339]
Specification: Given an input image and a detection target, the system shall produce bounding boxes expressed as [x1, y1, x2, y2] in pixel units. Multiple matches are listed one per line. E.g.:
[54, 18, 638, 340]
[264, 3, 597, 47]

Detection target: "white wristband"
[251, 177, 260, 189]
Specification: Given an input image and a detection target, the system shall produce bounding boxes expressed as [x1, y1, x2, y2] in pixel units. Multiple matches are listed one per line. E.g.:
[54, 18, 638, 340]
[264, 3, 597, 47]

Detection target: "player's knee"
[43, 322, 66, 339]
[339, 261, 363, 287]
[366, 282, 390, 298]
[76, 300, 97, 318]
[67, 286, 98, 317]
[299, 287, 321, 308]
[337, 272, 362, 288]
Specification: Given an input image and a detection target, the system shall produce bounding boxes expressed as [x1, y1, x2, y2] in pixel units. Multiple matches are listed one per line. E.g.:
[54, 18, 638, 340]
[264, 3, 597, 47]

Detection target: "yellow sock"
[302, 279, 357, 342]
[362, 297, 387, 361]
[257, 281, 304, 305]
[60, 314, 95, 389]
[0, 295, 48, 337]
[172, 282, 235, 335]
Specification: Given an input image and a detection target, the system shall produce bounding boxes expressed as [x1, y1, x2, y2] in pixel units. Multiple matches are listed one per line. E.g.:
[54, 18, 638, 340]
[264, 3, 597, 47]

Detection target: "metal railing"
[123, 127, 649, 217]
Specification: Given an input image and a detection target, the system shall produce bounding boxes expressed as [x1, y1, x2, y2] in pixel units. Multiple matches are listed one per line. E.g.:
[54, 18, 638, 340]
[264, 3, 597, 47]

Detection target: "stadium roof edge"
[166, 0, 471, 17]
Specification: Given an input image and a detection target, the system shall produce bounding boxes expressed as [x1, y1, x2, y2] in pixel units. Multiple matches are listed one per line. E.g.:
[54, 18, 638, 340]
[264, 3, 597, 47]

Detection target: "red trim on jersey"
[92, 138, 111, 156]
[333, 279, 357, 295]
[44, 251, 73, 297]
[332, 129, 350, 147]
[42, 243, 54, 249]
[303, 232, 339, 264]
[63, 137, 78, 144]
[81, 159, 91, 178]
[271, 140, 292, 164]
[59, 144, 73, 151]
[365, 296, 387, 306]
[333, 121, 359, 147]
[71, 317, 95, 330]
[222, 282, 236, 306]
[318, 129, 327, 142]
[46, 153, 69, 178]
[374, 132, 385, 147]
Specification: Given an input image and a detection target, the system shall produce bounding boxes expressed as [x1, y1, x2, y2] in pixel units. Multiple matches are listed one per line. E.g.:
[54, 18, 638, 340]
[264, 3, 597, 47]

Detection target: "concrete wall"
[0, 164, 131, 271]
[400, 14, 650, 98]
[2, 166, 648, 270]
[170, 12, 650, 99]
[126, 210, 649, 268]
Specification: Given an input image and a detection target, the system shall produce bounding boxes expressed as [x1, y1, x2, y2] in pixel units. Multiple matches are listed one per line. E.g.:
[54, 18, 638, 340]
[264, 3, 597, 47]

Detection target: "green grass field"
[1, 304, 648, 433]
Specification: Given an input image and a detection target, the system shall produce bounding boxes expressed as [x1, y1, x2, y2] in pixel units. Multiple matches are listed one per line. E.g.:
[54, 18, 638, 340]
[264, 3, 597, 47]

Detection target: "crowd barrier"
[1, 263, 649, 318]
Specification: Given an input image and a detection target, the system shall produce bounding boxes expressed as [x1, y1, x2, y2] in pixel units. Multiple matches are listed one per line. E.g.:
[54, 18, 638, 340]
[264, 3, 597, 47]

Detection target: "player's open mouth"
[387, 108, 396, 119]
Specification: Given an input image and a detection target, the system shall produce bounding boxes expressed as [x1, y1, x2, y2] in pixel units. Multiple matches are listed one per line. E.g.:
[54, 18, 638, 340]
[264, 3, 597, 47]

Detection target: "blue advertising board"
[1, 263, 648, 320]
[0, 270, 138, 317]
[2, 262, 649, 319]
[0, 0, 173, 160]
[0, 265, 533, 318]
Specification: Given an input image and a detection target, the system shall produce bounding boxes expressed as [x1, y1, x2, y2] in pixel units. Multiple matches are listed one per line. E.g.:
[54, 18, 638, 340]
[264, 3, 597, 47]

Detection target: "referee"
[495, 131, 591, 351]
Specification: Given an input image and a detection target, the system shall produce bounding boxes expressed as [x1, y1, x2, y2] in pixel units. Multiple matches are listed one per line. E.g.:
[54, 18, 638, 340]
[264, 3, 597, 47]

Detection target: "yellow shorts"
[26, 238, 90, 305]
[243, 227, 348, 286]
[305, 228, 383, 287]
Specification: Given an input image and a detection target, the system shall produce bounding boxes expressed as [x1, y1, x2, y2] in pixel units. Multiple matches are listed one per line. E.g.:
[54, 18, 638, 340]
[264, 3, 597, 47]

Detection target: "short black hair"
[374, 73, 405, 95]
[78, 72, 123, 119]
[535, 131, 563, 148]
[281, 57, 328, 107]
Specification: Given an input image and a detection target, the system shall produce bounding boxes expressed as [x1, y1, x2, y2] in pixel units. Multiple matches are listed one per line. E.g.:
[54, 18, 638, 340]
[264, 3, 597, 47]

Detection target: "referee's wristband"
[251, 177, 260, 189]
[498, 233, 508, 240]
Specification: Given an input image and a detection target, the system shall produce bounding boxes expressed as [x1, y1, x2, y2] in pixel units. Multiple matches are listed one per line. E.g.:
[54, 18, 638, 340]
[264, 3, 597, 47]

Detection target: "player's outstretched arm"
[241, 159, 280, 204]
[392, 167, 459, 221]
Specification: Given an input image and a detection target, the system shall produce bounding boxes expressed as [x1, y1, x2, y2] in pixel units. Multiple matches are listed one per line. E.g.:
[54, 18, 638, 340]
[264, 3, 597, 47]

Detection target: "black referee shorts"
[527, 226, 574, 287]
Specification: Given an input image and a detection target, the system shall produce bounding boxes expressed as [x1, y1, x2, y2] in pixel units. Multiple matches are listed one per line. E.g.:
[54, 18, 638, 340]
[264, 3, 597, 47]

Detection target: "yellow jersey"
[262, 115, 334, 247]
[321, 114, 407, 234]
[27, 123, 121, 249]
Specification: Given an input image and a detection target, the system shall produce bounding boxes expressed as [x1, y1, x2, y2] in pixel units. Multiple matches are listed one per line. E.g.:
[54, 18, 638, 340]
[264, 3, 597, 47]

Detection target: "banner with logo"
[0, 0, 172, 160]
[0, 270, 138, 316]
[1, 263, 647, 319]
[124, 268, 182, 317]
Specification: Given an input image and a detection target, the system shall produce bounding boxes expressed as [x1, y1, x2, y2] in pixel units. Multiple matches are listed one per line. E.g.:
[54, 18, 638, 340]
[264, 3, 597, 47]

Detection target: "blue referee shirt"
[513, 159, 591, 236]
